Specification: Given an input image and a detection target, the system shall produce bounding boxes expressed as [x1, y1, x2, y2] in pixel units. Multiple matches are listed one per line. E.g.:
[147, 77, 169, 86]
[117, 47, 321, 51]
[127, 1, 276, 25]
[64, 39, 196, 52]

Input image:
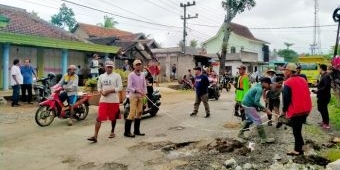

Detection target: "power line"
[144, 0, 181, 16]
[61, 0, 182, 29]
[188, 23, 337, 29]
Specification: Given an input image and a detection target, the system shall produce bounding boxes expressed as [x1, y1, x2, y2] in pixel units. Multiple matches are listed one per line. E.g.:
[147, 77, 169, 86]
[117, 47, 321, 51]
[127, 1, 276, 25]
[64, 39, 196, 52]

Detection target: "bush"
[329, 95, 340, 130]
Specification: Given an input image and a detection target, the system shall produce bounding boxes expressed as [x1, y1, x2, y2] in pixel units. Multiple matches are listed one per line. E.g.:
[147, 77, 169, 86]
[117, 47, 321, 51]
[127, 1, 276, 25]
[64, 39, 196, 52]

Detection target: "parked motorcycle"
[33, 73, 56, 102]
[35, 85, 91, 127]
[123, 89, 161, 119]
[208, 83, 220, 100]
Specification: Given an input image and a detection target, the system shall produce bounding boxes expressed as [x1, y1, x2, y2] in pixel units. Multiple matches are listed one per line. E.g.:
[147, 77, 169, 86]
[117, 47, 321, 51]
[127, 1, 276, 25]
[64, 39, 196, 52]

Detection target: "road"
[0, 87, 243, 170]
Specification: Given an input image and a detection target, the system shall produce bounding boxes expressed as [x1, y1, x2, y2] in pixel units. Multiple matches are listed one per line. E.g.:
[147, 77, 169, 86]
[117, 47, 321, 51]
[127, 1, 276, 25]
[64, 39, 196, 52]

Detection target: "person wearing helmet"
[281, 63, 312, 156]
[58, 65, 79, 126]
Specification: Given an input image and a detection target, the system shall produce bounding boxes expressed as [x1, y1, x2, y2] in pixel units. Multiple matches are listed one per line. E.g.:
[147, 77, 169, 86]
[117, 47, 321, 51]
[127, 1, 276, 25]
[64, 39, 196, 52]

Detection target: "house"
[72, 23, 160, 68]
[0, 5, 119, 90]
[202, 23, 269, 75]
[152, 47, 211, 82]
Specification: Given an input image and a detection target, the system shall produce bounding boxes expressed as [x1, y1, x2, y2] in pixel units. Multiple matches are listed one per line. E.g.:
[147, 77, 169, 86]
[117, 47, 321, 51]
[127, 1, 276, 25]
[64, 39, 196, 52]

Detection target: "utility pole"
[180, 1, 198, 54]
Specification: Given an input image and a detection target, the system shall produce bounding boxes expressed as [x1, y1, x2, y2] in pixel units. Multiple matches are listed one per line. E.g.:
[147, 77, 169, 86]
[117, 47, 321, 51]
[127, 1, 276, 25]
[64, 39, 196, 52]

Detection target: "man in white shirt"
[10, 59, 23, 107]
[87, 60, 123, 143]
[90, 54, 100, 78]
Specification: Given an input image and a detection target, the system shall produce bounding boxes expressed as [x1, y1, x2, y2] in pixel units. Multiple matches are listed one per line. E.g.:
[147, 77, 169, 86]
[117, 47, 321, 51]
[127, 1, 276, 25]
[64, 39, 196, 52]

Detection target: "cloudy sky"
[1, 0, 339, 54]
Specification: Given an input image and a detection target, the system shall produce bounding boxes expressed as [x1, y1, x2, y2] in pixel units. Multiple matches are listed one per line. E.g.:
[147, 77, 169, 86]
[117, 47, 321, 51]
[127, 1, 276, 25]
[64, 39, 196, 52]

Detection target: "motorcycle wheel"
[35, 105, 55, 127]
[149, 109, 159, 117]
[75, 104, 89, 121]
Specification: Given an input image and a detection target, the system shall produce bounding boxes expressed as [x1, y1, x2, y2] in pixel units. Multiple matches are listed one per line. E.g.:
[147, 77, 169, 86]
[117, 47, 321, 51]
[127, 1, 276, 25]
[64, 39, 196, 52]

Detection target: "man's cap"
[282, 63, 297, 72]
[260, 77, 272, 84]
[105, 60, 114, 67]
[193, 66, 202, 71]
[267, 69, 276, 73]
[133, 59, 142, 66]
[237, 65, 247, 70]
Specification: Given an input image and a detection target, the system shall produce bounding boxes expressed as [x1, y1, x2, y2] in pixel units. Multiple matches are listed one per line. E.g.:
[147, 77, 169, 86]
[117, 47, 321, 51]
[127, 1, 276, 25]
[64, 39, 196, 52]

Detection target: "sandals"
[108, 133, 116, 138]
[286, 150, 303, 156]
[87, 137, 97, 143]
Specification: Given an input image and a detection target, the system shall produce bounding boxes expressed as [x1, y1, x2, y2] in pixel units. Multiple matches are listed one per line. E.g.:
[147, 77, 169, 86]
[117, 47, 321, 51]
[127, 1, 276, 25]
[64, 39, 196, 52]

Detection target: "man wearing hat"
[281, 63, 312, 155]
[237, 77, 275, 144]
[190, 66, 210, 118]
[87, 61, 123, 143]
[234, 65, 250, 120]
[125, 59, 147, 138]
[266, 69, 276, 83]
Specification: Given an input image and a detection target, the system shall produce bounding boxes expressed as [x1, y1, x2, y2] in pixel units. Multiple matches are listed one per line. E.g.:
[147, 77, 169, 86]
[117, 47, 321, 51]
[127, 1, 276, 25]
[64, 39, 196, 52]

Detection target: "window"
[300, 64, 318, 70]
[230, 47, 236, 53]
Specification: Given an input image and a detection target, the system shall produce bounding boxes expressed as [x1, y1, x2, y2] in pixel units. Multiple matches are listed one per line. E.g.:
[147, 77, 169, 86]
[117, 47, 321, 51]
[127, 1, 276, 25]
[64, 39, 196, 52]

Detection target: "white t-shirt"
[97, 72, 123, 103]
[10, 65, 23, 86]
[90, 59, 99, 74]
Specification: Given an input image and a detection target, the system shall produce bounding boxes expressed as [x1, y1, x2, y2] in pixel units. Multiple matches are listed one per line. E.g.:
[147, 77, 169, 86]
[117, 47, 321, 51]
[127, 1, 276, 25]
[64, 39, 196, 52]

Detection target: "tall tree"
[284, 42, 294, 49]
[277, 49, 299, 62]
[97, 15, 118, 28]
[190, 39, 198, 47]
[51, 3, 77, 31]
[219, 0, 256, 75]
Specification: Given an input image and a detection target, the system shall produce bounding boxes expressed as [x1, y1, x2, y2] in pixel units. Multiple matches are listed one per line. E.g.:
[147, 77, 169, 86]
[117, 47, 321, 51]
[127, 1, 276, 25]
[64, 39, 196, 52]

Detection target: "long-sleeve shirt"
[317, 73, 331, 99]
[127, 71, 147, 98]
[242, 83, 265, 109]
[97, 72, 123, 103]
[58, 74, 78, 96]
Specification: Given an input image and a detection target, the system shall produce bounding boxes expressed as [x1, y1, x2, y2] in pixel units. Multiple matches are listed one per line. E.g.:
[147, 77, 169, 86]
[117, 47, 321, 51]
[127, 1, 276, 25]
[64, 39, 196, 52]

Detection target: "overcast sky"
[1, 0, 339, 54]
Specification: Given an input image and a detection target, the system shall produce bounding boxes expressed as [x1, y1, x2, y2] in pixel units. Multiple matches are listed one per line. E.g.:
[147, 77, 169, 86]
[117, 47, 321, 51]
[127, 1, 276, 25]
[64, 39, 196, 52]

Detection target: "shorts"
[67, 95, 77, 106]
[97, 103, 120, 122]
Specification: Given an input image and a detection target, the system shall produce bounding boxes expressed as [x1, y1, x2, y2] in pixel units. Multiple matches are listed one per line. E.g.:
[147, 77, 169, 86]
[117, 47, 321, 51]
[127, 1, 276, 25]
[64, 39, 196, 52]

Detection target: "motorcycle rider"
[57, 65, 79, 126]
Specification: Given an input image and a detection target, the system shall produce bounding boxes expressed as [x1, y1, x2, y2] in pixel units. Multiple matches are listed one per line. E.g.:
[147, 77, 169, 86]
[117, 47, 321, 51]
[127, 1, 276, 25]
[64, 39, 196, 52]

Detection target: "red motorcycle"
[35, 85, 91, 127]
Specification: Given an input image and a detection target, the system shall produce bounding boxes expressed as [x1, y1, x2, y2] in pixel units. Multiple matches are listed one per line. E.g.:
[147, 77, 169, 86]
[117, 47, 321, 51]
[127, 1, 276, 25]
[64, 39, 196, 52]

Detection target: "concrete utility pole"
[180, 1, 198, 54]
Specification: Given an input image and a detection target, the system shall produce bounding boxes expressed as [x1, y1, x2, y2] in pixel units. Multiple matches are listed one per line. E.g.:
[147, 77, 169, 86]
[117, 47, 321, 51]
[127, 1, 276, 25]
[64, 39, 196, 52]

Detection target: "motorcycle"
[208, 83, 220, 100]
[33, 73, 56, 102]
[123, 89, 161, 119]
[35, 85, 91, 127]
[219, 75, 233, 92]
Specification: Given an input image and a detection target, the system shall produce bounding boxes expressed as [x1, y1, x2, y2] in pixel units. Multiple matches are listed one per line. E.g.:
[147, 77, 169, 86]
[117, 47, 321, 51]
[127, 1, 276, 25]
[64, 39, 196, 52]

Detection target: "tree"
[51, 3, 77, 31]
[219, 0, 256, 75]
[284, 42, 294, 49]
[30, 10, 39, 18]
[189, 39, 198, 47]
[97, 15, 118, 28]
[277, 49, 299, 62]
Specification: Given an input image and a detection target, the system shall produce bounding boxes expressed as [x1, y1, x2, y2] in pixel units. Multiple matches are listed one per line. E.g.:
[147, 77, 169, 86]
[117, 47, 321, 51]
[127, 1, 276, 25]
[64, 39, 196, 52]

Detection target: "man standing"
[234, 65, 250, 120]
[237, 77, 275, 144]
[58, 65, 79, 126]
[282, 63, 312, 155]
[20, 59, 37, 104]
[122, 60, 130, 72]
[265, 76, 284, 126]
[190, 66, 210, 118]
[90, 54, 100, 78]
[312, 64, 331, 129]
[87, 61, 123, 143]
[171, 64, 177, 80]
[10, 59, 23, 107]
[125, 59, 147, 138]
[296, 65, 308, 81]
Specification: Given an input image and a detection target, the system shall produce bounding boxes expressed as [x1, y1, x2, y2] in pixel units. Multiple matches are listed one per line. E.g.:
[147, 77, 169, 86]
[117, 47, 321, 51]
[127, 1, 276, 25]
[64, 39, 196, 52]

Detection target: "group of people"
[233, 63, 332, 156]
[87, 59, 150, 143]
[10, 58, 37, 107]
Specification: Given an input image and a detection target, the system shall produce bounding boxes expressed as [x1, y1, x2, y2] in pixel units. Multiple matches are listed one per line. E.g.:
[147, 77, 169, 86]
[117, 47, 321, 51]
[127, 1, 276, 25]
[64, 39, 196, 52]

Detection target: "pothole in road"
[168, 126, 185, 131]
[77, 162, 128, 170]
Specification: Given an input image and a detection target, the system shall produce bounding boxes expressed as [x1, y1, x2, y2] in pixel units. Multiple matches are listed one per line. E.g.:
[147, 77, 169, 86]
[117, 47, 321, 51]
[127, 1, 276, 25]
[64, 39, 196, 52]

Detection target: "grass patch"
[304, 124, 325, 136]
[329, 96, 340, 131]
[320, 146, 340, 162]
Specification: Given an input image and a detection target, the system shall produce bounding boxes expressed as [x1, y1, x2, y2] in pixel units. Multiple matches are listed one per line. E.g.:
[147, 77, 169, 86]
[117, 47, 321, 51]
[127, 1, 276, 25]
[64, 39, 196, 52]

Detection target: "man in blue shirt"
[190, 66, 210, 118]
[20, 59, 37, 104]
